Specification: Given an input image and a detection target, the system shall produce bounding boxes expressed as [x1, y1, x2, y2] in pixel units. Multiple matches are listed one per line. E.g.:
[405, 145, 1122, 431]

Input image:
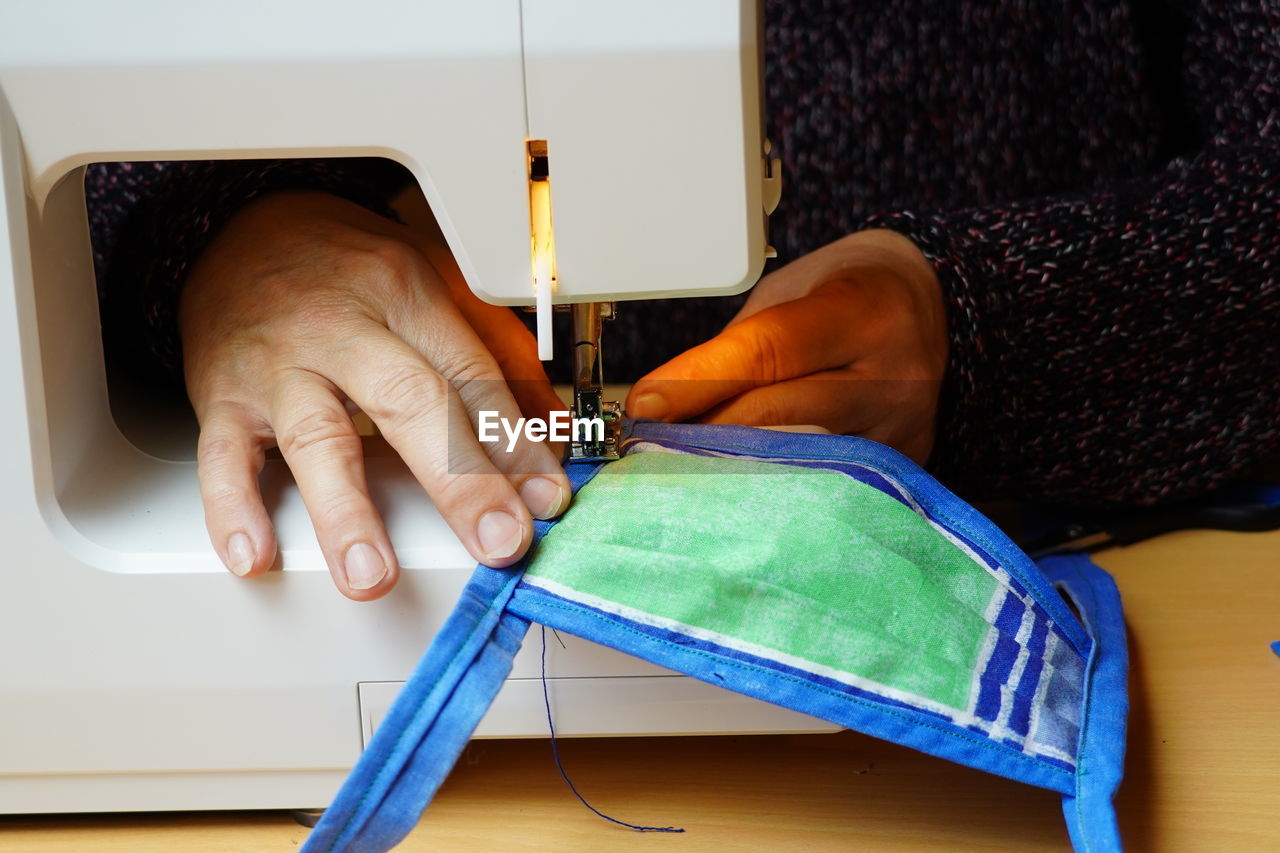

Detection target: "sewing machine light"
[526, 139, 617, 450]
[528, 140, 556, 360]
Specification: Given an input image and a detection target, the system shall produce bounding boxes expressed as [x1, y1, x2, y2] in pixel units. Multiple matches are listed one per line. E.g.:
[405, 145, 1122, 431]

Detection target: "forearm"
[869, 138, 1280, 505]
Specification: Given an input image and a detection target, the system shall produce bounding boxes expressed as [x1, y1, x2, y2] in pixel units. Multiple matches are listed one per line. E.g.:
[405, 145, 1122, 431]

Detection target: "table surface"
[2, 528, 1277, 852]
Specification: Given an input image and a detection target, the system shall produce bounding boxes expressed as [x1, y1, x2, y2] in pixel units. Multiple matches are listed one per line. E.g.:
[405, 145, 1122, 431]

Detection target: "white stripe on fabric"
[1027, 632, 1060, 755]
[967, 587, 1008, 717]
[523, 573, 1071, 770]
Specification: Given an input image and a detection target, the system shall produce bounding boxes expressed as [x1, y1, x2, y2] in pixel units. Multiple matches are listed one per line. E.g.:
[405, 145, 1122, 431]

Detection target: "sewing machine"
[0, 0, 832, 816]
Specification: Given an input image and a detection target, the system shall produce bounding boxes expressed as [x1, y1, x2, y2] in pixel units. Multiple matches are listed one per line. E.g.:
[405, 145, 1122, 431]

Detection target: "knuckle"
[348, 236, 426, 298]
[438, 350, 502, 394]
[273, 296, 366, 345]
[309, 491, 368, 531]
[197, 432, 243, 468]
[197, 419, 265, 472]
[204, 480, 253, 511]
[431, 470, 503, 513]
[277, 408, 359, 460]
[364, 367, 450, 425]
[730, 323, 785, 383]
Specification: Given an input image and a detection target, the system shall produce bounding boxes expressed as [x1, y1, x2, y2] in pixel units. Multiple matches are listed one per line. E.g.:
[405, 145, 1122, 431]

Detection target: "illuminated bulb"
[529, 172, 556, 361]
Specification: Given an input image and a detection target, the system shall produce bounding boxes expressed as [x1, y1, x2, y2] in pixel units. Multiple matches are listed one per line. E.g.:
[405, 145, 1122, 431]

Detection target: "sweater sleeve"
[91, 157, 412, 387]
[866, 0, 1280, 506]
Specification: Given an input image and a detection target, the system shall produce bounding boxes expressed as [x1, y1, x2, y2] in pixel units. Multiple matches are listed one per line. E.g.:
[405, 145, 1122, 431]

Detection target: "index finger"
[394, 209, 566, 422]
[627, 280, 861, 423]
[323, 330, 537, 568]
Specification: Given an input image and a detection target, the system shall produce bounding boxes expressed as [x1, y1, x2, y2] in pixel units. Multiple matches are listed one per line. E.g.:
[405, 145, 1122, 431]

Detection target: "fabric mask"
[301, 421, 1128, 853]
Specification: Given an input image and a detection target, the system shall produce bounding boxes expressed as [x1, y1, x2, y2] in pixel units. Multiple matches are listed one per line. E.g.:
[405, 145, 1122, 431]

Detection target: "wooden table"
[3, 529, 1277, 851]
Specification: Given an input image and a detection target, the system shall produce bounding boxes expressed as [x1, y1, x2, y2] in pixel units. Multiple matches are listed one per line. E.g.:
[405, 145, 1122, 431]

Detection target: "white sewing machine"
[0, 0, 833, 815]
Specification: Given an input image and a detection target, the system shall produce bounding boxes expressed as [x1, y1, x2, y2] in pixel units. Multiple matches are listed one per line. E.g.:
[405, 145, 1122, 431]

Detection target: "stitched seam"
[524, 597, 1074, 780]
[1064, 560, 1106, 847]
[931, 506, 1088, 659]
[325, 571, 522, 852]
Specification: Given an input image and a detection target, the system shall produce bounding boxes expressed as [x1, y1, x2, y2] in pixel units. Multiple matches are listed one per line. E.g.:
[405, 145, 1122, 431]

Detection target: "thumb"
[628, 280, 859, 422]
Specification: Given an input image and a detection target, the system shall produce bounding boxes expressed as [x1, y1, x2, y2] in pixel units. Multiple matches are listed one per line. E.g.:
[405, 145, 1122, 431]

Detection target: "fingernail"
[344, 542, 388, 590]
[226, 532, 255, 577]
[519, 477, 567, 520]
[631, 392, 667, 420]
[477, 510, 523, 563]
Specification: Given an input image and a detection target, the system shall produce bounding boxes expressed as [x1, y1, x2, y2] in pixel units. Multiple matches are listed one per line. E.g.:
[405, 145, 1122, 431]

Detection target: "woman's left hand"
[626, 229, 948, 464]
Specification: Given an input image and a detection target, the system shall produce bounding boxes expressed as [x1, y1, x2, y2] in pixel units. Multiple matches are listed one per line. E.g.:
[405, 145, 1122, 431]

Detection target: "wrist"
[843, 229, 940, 298]
[845, 228, 945, 346]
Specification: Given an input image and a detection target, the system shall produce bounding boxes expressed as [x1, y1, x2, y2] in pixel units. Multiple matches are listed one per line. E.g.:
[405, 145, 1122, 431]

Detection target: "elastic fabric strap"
[1038, 553, 1129, 853]
[302, 460, 606, 853]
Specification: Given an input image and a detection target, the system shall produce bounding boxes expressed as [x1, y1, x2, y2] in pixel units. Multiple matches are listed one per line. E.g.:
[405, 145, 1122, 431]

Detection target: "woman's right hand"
[180, 190, 570, 600]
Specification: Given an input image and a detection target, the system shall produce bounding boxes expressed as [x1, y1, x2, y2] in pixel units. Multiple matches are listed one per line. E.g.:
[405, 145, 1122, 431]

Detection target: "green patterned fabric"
[525, 450, 999, 711]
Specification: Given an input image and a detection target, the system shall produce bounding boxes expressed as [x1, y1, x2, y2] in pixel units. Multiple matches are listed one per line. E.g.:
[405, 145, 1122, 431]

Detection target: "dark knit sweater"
[87, 0, 1280, 507]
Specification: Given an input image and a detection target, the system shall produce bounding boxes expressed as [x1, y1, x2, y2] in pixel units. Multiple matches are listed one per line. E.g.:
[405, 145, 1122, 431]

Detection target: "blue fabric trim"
[1040, 554, 1129, 853]
[301, 461, 606, 853]
[508, 585, 1078, 795]
[301, 567, 527, 852]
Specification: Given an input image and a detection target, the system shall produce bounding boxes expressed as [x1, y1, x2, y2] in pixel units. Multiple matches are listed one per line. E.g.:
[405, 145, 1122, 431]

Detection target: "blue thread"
[539, 626, 684, 833]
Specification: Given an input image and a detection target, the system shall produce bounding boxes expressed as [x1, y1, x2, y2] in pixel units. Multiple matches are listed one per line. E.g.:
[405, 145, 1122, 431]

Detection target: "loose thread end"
[540, 625, 686, 833]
